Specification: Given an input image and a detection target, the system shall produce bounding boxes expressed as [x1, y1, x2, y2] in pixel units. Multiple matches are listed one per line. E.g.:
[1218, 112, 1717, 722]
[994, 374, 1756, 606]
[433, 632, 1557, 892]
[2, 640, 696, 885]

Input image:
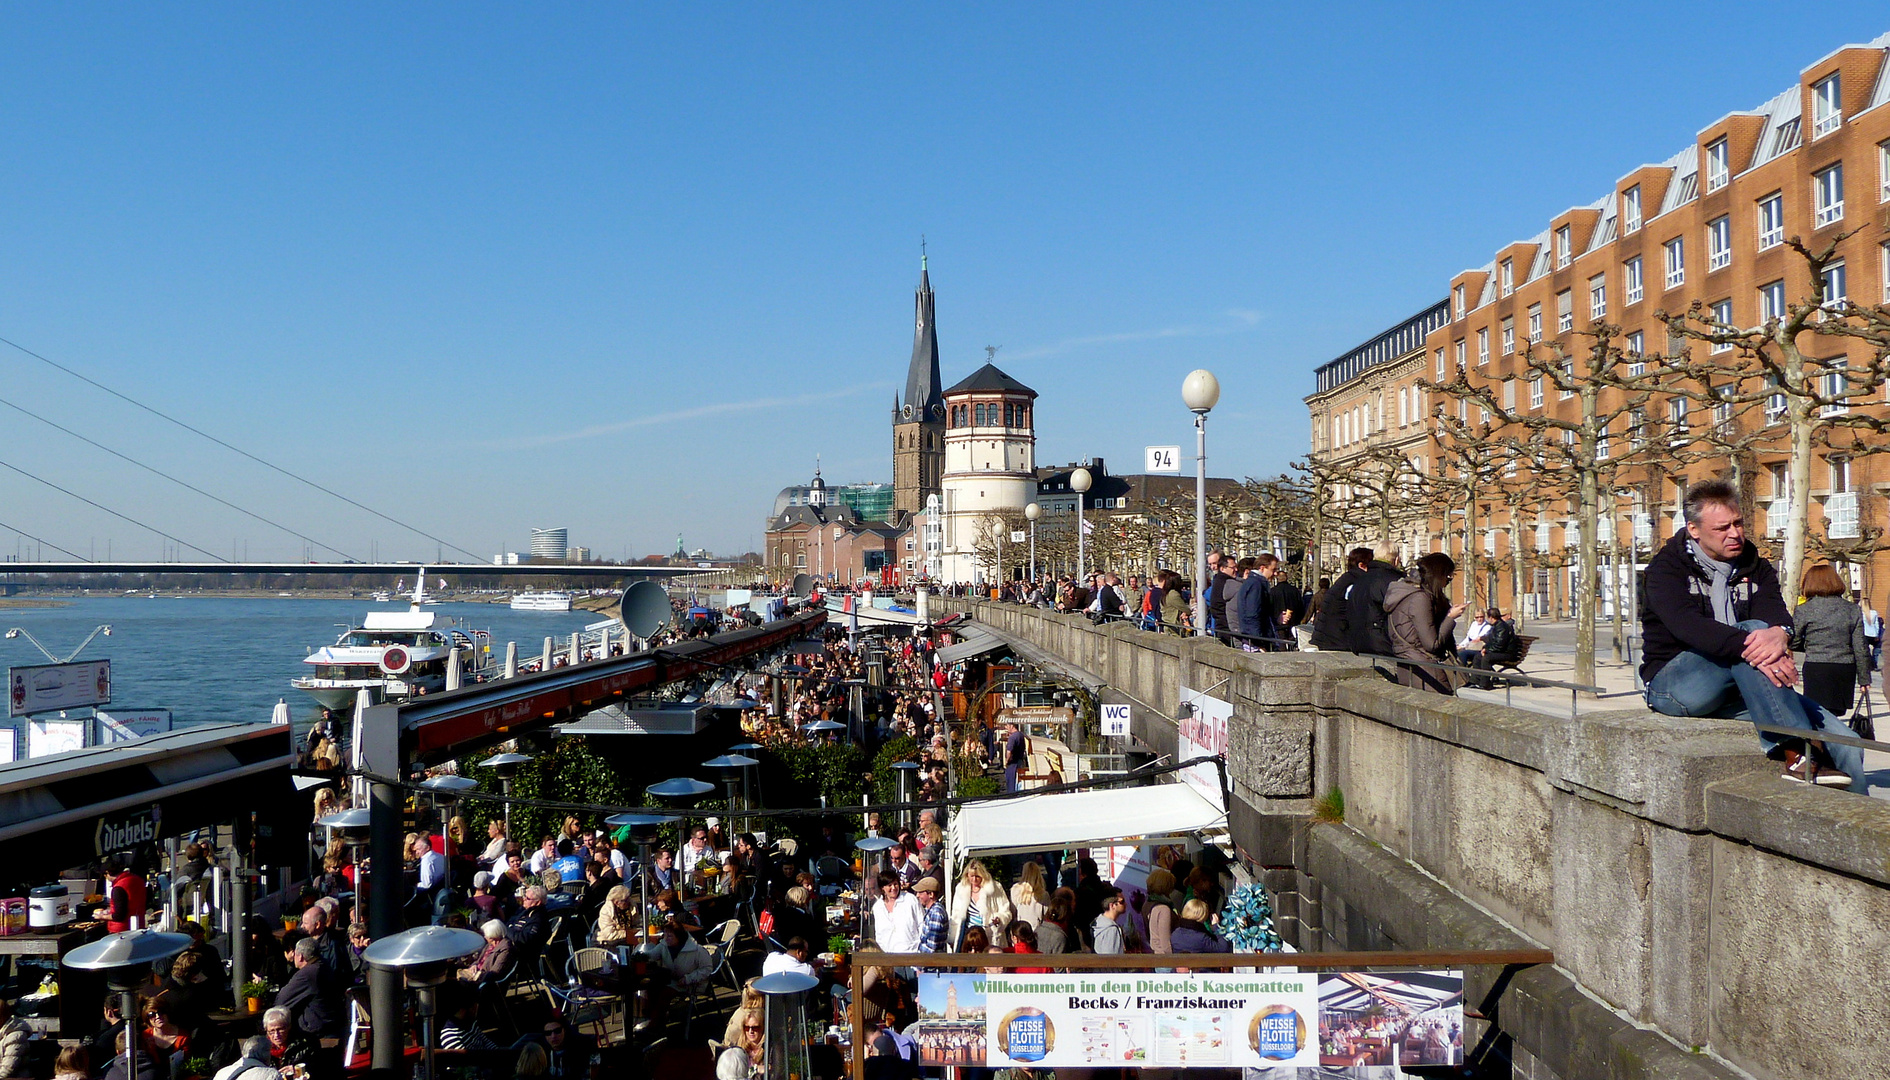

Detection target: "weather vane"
[985, 345, 1000, 362]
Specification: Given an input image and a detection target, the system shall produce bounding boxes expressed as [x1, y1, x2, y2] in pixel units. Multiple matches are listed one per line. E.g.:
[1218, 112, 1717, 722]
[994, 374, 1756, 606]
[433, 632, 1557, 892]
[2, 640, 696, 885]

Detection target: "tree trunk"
[1463, 489, 1479, 613]
[1511, 529, 1527, 631]
[1782, 337, 1812, 605]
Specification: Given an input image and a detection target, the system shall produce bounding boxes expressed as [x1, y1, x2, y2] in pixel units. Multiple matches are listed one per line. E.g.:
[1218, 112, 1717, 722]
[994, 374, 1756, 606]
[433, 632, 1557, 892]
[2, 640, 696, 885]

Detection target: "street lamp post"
[1183, 370, 1220, 638]
[1071, 468, 1092, 580]
[1024, 502, 1040, 584]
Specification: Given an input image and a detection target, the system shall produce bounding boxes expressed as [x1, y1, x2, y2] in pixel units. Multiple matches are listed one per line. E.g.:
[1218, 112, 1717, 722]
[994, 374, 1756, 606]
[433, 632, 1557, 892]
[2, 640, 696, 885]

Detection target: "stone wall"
[946, 599, 1890, 1080]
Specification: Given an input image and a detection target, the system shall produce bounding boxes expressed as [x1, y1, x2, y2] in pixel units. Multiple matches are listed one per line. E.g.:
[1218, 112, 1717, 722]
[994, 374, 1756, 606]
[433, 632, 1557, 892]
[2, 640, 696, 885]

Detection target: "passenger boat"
[509, 590, 573, 612]
[292, 572, 484, 712]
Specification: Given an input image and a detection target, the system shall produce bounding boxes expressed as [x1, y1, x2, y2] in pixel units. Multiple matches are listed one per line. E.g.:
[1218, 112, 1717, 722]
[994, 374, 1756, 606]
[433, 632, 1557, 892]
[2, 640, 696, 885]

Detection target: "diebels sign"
[96, 803, 162, 856]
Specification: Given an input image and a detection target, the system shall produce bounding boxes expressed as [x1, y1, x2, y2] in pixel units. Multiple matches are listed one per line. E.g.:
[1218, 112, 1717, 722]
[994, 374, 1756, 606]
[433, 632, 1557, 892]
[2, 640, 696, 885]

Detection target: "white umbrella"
[270, 698, 292, 726]
[445, 646, 462, 691]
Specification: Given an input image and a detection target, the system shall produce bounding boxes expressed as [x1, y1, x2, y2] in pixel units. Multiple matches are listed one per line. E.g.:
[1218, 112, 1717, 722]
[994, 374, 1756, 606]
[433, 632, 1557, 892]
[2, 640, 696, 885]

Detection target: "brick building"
[1315, 31, 1890, 615]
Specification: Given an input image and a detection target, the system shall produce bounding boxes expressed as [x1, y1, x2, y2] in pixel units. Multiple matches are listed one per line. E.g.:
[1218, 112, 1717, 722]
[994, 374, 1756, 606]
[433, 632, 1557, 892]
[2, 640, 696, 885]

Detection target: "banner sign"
[1177, 685, 1230, 806]
[10, 660, 111, 716]
[912, 969, 1464, 1072]
[95, 709, 174, 744]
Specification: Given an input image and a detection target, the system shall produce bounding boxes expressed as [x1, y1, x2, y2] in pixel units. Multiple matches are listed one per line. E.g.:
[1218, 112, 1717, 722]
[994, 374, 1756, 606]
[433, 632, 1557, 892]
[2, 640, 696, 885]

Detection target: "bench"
[1488, 635, 1537, 674]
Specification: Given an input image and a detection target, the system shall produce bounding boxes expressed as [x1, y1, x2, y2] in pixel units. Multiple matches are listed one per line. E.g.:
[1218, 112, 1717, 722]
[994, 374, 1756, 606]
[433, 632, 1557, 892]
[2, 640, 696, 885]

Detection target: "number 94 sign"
[1145, 445, 1181, 474]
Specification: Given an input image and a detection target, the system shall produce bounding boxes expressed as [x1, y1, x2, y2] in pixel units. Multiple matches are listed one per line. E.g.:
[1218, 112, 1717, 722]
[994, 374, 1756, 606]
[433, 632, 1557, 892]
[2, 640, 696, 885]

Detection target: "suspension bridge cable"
[0, 519, 88, 562]
[0, 394, 360, 562]
[0, 458, 228, 562]
[0, 333, 486, 562]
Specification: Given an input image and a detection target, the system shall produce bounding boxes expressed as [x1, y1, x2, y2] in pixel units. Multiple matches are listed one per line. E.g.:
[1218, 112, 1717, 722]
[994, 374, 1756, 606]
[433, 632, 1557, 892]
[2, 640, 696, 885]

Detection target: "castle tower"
[937, 363, 1037, 583]
[892, 255, 946, 515]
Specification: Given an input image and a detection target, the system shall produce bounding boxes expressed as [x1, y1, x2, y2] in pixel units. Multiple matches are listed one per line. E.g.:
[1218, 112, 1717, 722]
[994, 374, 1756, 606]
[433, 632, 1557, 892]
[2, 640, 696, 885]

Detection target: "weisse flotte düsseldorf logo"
[997, 1007, 1054, 1062]
[1249, 1004, 1307, 1061]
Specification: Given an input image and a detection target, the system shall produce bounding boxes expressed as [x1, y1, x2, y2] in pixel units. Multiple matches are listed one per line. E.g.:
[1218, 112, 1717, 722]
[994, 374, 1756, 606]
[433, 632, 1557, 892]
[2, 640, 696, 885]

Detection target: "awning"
[936, 631, 1006, 665]
[948, 782, 1227, 861]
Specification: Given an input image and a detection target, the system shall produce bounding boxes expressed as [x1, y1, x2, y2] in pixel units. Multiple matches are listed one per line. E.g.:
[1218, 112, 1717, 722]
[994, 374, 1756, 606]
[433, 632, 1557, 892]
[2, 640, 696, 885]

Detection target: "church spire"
[903, 249, 943, 423]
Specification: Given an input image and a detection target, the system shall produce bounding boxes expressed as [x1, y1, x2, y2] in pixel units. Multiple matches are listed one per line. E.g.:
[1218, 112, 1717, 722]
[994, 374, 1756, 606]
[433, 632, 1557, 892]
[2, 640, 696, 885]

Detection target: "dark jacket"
[1169, 918, 1231, 953]
[1234, 574, 1269, 642]
[1271, 579, 1304, 630]
[505, 905, 550, 959]
[1206, 571, 1234, 634]
[1640, 529, 1790, 683]
[1344, 562, 1402, 656]
[1311, 568, 1361, 650]
[1482, 617, 1520, 662]
[276, 962, 334, 1035]
[103, 1051, 165, 1080]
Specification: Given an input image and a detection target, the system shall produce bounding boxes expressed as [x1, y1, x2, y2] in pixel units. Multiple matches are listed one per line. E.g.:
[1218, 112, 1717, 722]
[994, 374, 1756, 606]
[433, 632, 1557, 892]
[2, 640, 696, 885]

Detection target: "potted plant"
[827, 933, 851, 965]
[240, 980, 271, 1013]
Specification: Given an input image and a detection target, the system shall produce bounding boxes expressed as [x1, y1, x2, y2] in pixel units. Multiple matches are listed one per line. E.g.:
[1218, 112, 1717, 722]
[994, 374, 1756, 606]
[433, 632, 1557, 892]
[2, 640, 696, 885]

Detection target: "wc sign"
[1101, 703, 1131, 737]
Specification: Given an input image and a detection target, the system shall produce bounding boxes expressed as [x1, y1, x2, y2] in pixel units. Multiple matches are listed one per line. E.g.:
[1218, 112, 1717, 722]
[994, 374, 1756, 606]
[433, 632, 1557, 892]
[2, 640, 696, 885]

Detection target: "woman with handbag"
[1792, 562, 1872, 737]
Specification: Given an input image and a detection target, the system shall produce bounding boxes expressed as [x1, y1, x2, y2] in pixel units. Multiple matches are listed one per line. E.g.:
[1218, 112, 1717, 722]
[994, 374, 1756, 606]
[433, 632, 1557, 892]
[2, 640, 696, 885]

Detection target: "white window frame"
[1760, 279, 1786, 323]
[1502, 379, 1516, 409]
[1528, 304, 1542, 343]
[1557, 290, 1573, 334]
[1435, 348, 1446, 378]
[1820, 259, 1847, 307]
[1622, 186, 1641, 234]
[1625, 257, 1644, 304]
[1596, 431, 1610, 460]
[1669, 398, 1689, 444]
[1529, 377, 1543, 409]
[1880, 140, 1890, 203]
[1766, 375, 1787, 424]
[1556, 225, 1571, 268]
[1626, 331, 1644, 376]
[1757, 192, 1784, 250]
[1710, 299, 1734, 354]
[1883, 243, 1890, 304]
[1501, 317, 1514, 355]
[1822, 359, 1849, 417]
[1500, 259, 1514, 296]
[1663, 238, 1685, 290]
[1705, 138, 1729, 192]
[1588, 274, 1606, 319]
[1477, 327, 1489, 365]
[1812, 73, 1841, 139]
[1814, 163, 1844, 228]
[1455, 339, 1467, 369]
[1559, 360, 1574, 400]
[1453, 284, 1466, 320]
[1707, 216, 1731, 272]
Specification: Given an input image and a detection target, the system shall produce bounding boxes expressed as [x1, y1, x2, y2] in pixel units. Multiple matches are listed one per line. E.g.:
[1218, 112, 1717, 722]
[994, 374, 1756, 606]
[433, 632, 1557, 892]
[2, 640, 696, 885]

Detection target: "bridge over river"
[941, 598, 1890, 1080]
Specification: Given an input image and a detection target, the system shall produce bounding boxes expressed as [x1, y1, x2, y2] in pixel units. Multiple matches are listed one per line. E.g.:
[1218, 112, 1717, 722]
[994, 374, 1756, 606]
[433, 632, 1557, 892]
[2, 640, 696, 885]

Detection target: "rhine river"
[0, 596, 599, 728]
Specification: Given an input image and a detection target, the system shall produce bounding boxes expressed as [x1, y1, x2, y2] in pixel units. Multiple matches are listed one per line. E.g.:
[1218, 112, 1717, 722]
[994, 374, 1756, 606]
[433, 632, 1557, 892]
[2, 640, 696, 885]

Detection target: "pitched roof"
[944, 362, 1037, 398]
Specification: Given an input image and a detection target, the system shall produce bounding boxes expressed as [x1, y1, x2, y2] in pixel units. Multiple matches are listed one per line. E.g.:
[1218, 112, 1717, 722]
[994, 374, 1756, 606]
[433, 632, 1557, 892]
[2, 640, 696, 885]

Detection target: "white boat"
[293, 572, 485, 713]
[371, 590, 394, 603]
[510, 591, 572, 612]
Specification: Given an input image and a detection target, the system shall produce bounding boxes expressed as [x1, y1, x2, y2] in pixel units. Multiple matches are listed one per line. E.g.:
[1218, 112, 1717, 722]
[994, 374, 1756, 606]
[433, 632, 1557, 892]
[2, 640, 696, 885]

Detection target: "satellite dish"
[619, 580, 672, 639]
[791, 573, 814, 599]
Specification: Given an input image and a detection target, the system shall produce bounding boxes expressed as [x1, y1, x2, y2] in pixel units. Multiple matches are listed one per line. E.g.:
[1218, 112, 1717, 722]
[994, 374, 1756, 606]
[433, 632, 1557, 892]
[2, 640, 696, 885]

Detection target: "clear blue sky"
[0, 5, 1883, 562]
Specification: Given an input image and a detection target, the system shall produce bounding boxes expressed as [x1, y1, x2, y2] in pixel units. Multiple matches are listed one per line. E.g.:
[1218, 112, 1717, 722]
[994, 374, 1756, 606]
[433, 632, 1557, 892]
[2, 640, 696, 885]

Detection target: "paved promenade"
[1445, 617, 1890, 798]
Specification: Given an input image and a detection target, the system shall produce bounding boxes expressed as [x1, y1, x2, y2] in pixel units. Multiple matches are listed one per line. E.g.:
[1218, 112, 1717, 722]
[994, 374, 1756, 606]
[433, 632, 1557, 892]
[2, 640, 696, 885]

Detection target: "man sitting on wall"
[1640, 479, 1865, 790]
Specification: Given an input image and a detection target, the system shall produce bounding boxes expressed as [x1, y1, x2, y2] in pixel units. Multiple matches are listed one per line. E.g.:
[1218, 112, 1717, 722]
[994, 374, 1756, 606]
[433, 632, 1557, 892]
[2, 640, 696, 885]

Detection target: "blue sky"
[0, 5, 1884, 561]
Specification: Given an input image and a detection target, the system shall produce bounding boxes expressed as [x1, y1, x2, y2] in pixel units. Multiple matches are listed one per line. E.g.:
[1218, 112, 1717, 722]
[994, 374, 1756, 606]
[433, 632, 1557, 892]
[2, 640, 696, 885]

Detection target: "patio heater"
[361, 926, 484, 1080]
[64, 929, 191, 1080]
[731, 742, 765, 830]
[477, 751, 535, 842]
[419, 774, 479, 897]
[645, 776, 715, 926]
[890, 761, 922, 832]
[702, 755, 759, 838]
[754, 970, 819, 1080]
[605, 811, 682, 948]
[854, 835, 898, 944]
[804, 719, 846, 745]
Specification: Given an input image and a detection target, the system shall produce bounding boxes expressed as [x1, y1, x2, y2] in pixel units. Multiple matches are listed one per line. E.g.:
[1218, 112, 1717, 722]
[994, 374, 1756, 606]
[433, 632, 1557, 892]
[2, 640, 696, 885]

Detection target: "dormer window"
[1622, 186, 1642, 234]
[1705, 138, 1729, 191]
[1555, 225, 1571, 268]
[1812, 73, 1842, 138]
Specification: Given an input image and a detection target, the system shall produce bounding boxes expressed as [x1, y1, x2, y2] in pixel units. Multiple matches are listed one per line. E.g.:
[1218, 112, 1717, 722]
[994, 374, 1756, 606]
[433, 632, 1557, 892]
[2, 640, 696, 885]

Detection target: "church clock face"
[901, 404, 914, 419]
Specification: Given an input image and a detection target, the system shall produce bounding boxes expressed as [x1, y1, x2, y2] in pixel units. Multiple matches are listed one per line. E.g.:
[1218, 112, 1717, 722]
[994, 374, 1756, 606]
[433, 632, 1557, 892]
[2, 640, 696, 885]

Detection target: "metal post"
[1194, 413, 1209, 637]
[368, 777, 405, 1070]
[1077, 498, 1086, 582]
[1029, 519, 1037, 584]
[229, 869, 251, 1001]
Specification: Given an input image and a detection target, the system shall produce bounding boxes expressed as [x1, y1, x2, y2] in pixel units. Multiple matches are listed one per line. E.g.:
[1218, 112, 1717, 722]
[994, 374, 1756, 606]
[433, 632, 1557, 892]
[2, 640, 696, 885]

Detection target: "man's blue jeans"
[1645, 620, 1866, 792]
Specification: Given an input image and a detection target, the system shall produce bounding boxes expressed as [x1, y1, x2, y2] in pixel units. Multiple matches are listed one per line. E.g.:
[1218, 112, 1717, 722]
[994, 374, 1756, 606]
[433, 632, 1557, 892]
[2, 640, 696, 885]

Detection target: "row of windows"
[1442, 243, 1888, 381]
[1457, 141, 1890, 324]
[949, 402, 1031, 429]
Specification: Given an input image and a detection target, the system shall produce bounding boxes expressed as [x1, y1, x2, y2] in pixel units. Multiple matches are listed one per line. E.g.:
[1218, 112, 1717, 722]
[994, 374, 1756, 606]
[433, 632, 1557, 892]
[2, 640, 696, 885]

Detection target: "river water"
[0, 596, 600, 728]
